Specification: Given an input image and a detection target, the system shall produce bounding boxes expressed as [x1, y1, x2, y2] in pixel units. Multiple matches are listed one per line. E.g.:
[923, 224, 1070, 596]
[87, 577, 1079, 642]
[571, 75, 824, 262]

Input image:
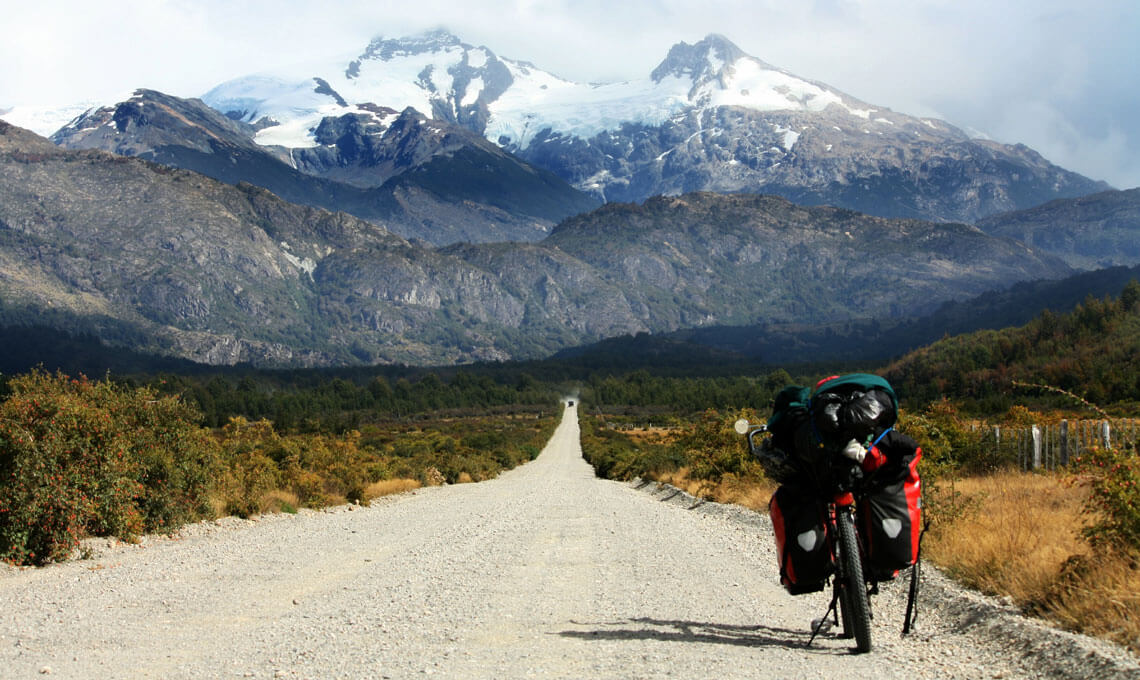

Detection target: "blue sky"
[2, 0, 1137, 189]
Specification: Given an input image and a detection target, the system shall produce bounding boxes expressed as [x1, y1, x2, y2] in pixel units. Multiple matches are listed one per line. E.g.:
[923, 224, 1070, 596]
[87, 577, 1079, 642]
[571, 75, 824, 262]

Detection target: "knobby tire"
[836, 509, 872, 653]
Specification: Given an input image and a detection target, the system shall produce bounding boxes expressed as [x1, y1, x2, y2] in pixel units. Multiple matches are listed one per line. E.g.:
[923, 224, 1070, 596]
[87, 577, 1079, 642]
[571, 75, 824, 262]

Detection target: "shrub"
[672, 409, 761, 483]
[0, 370, 218, 565]
[1075, 443, 1140, 549]
[363, 478, 421, 500]
[216, 418, 280, 517]
[119, 386, 220, 532]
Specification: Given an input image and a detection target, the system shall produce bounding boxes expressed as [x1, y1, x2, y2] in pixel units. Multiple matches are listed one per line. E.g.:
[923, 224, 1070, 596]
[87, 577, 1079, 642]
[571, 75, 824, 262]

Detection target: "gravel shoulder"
[1, 405, 1137, 679]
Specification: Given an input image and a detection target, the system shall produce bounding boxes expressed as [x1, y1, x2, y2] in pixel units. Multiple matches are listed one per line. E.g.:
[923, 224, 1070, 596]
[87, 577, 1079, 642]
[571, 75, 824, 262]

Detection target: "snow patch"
[487, 55, 871, 149]
[703, 59, 848, 114]
[775, 126, 800, 151]
[487, 61, 691, 148]
[0, 100, 116, 137]
[461, 77, 484, 108]
[254, 107, 338, 148]
[467, 48, 488, 69]
[706, 52, 725, 77]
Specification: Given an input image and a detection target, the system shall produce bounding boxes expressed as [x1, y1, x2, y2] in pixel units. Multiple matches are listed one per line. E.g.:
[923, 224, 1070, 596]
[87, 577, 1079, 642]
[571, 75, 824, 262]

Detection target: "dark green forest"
[4, 279, 1140, 430]
[884, 280, 1140, 413]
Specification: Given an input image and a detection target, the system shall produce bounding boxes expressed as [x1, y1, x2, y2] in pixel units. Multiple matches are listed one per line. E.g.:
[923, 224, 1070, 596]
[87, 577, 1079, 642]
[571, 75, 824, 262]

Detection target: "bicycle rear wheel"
[835, 509, 872, 653]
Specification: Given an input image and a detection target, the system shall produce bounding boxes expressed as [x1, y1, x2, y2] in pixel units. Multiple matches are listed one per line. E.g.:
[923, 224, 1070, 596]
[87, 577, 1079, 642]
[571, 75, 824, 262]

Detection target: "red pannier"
[858, 432, 922, 579]
[769, 484, 833, 594]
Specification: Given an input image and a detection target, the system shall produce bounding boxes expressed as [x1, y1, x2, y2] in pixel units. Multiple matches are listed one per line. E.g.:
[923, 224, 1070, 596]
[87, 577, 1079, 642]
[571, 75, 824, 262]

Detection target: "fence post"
[1032, 425, 1042, 470]
[1101, 421, 1112, 450]
[1059, 420, 1069, 467]
[1022, 428, 1029, 471]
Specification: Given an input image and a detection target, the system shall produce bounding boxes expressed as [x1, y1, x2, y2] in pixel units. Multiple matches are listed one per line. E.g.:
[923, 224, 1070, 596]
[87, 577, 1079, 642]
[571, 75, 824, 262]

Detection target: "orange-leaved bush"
[0, 370, 219, 565]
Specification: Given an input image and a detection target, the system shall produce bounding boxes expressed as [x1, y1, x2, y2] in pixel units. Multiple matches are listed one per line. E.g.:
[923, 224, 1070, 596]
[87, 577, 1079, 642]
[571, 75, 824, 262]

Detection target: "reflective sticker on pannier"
[882, 518, 902, 538]
[797, 529, 821, 552]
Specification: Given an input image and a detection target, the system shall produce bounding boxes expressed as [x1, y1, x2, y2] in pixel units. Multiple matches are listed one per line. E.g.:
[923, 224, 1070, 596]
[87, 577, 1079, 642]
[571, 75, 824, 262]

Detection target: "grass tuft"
[259, 490, 300, 514]
[926, 471, 1088, 603]
[656, 467, 776, 512]
[363, 479, 422, 500]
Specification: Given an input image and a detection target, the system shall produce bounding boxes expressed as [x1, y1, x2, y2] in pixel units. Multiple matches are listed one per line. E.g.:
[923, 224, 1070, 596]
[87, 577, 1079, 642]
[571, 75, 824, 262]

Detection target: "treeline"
[884, 281, 1140, 412]
[161, 367, 802, 432]
[581, 369, 795, 414]
[157, 369, 562, 431]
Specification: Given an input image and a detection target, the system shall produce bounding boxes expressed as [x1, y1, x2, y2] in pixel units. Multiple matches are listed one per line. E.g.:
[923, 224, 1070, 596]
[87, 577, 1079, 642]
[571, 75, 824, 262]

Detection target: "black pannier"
[769, 483, 833, 594]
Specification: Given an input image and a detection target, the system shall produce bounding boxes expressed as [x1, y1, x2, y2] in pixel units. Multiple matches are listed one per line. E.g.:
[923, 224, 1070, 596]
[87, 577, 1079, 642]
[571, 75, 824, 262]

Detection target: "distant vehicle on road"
[567, 400, 575, 407]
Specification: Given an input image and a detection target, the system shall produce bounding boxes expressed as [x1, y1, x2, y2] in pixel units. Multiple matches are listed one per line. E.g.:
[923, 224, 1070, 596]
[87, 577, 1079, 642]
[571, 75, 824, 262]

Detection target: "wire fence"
[987, 419, 1140, 471]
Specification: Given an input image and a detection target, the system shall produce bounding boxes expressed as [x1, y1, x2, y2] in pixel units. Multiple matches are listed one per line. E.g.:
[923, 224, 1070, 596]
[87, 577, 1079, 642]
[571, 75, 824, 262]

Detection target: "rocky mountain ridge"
[976, 188, 1140, 269]
[50, 90, 598, 245]
[1, 121, 1075, 367]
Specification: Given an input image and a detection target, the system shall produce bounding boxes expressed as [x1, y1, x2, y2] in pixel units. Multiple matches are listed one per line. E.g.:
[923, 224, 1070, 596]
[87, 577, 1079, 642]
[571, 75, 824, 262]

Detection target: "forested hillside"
[883, 281, 1140, 410]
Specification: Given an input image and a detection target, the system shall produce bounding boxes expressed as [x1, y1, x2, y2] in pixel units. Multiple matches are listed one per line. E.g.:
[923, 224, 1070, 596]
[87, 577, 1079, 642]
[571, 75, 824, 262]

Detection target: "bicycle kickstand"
[806, 587, 842, 647]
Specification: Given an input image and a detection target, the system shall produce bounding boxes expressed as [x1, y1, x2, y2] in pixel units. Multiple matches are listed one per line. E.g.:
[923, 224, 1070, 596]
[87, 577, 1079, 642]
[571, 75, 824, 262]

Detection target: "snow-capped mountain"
[206, 31, 866, 152]
[203, 30, 514, 148]
[1, 120, 1074, 366]
[51, 89, 598, 245]
[201, 30, 1107, 222]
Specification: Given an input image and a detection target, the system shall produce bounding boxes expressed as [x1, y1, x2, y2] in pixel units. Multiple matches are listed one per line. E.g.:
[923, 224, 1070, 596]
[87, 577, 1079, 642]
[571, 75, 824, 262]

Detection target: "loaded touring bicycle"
[735, 374, 924, 653]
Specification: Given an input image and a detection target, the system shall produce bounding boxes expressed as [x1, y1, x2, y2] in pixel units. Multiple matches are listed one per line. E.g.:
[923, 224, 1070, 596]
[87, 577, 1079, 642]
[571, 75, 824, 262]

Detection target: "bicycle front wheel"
[835, 509, 872, 653]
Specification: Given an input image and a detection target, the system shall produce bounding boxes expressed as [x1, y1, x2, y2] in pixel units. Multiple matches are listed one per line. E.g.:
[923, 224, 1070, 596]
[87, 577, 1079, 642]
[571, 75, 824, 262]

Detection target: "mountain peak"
[650, 34, 748, 84]
[350, 29, 465, 72]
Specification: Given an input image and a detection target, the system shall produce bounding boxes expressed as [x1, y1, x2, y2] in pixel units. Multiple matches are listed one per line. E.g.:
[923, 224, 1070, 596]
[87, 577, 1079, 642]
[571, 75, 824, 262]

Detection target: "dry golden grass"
[456, 472, 475, 484]
[258, 490, 301, 513]
[926, 471, 1089, 603]
[205, 494, 228, 519]
[927, 471, 1140, 653]
[655, 467, 777, 512]
[363, 479, 422, 501]
[624, 426, 683, 446]
[1040, 550, 1140, 652]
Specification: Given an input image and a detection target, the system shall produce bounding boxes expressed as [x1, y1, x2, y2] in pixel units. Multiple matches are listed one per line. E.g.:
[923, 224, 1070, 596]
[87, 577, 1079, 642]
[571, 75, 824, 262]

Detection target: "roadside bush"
[217, 418, 282, 517]
[579, 410, 762, 487]
[672, 409, 761, 483]
[1075, 443, 1140, 549]
[579, 418, 684, 480]
[217, 418, 373, 511]
[0, 368, 557, 566]
[119, 386, 220, 532]
[0, 371, 219, 565]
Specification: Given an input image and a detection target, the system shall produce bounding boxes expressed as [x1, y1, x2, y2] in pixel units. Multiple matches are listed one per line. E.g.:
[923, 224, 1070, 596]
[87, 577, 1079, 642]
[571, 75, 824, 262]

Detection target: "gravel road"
[2, 404, 1137, 679]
